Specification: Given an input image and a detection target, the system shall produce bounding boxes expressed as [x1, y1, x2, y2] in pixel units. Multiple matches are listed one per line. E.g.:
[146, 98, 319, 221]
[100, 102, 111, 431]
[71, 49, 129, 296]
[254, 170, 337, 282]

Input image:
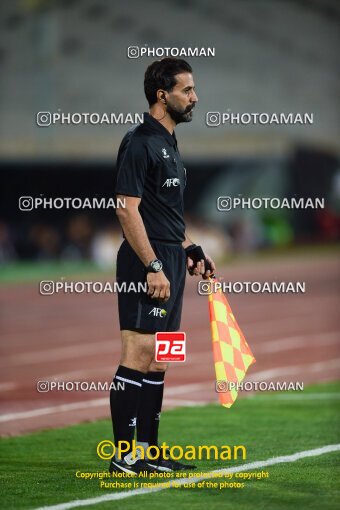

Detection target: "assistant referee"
[110, 58, 216, 475]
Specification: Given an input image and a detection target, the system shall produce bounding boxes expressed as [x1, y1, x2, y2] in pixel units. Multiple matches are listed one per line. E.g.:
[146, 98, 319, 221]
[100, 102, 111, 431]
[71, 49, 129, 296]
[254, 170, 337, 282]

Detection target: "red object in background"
[315, 208, 340, 241]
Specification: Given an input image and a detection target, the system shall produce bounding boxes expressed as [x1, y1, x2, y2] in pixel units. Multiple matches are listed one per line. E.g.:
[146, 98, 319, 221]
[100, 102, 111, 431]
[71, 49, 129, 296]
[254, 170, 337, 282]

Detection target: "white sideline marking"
[0, 399, 108, 422]
[246, 393, 340, 401]
[0, 382, 16, 391]
[248, 358, 340, 382]
[44, 367, 114, 381]
[163, 398, 208, 407]
[0, 340, 120, 367]
[33, 444, 340, 510]
[1, 358, 340, 422]
[0, 390, 207, 423]
[257, 331, 339, 353]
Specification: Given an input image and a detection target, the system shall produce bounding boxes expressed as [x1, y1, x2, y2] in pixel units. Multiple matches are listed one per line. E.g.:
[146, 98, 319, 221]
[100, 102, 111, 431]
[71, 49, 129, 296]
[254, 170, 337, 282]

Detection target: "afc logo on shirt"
[162, 177, 180, 187]
[155, 149, 186, 201]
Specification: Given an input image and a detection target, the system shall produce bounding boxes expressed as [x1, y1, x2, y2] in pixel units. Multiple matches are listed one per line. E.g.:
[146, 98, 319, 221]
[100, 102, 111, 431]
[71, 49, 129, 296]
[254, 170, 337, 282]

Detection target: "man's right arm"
[116, 195, 170, 302]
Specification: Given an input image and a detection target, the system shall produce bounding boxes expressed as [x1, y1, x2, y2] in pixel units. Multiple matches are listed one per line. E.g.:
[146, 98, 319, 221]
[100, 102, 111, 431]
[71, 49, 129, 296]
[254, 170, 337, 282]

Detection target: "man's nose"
[191, 91, 198, 103]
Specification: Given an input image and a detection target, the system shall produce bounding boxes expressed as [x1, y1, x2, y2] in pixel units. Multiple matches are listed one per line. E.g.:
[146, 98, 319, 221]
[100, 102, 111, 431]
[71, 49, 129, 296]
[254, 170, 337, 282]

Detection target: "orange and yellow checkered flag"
[208, 278, 256, 408]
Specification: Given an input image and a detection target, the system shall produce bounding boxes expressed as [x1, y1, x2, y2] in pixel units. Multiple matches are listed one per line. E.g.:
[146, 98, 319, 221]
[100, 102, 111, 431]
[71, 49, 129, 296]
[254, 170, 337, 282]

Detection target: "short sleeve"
[115, 136, 149, 197]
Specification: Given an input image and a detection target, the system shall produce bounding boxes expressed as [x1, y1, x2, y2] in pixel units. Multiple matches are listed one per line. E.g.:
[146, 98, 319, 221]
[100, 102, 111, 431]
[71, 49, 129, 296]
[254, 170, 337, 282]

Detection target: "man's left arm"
[182, 232, 195, 250]
[182, 232, 216, 279]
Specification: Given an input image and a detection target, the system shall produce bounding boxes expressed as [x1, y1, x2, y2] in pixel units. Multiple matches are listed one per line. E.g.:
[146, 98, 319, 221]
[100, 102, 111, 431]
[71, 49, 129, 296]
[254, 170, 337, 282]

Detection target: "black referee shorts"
[116, 240, 186, 333]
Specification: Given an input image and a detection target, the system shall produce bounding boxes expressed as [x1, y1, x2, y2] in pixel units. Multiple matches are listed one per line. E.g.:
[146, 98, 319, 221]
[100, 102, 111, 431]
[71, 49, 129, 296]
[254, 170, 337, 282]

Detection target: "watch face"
[151, 260, 162, 272]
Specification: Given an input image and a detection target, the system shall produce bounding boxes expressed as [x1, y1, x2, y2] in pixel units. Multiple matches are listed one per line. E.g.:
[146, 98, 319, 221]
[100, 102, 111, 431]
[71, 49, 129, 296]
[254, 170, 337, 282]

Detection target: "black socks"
[110, 366, 166, 461]
[110, 365, 144, 457]
[137, 371, 165, 447]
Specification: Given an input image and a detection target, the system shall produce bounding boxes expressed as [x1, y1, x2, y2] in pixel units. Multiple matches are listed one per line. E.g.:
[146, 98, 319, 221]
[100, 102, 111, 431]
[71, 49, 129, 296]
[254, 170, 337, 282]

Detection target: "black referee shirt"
[115, 112, 186, 243]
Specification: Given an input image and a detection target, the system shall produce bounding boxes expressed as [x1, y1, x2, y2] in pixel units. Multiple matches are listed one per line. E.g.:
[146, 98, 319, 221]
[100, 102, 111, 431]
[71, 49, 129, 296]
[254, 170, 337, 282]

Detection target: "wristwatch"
[146, 259, 163, 273]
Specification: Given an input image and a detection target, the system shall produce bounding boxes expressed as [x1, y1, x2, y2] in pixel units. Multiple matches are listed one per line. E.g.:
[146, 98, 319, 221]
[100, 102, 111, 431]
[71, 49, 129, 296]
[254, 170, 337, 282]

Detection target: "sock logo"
[155, 332, 186, 362]
[156, 412, 161, 421]
[129, 417, 137, 427]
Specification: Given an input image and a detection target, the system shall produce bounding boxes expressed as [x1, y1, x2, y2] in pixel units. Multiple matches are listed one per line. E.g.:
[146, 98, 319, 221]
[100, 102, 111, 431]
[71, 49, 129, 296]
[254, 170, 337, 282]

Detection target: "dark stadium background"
[0, 0, 339, 266]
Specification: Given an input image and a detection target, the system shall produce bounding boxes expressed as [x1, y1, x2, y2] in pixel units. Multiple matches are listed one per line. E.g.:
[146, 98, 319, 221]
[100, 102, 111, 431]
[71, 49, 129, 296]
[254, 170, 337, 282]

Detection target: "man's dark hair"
[144, 58, 192, 107]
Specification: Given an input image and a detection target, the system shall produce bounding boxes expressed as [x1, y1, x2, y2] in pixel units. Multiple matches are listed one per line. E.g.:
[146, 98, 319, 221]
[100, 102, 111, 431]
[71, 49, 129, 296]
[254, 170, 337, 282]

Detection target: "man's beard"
[166, 102, 195, 124]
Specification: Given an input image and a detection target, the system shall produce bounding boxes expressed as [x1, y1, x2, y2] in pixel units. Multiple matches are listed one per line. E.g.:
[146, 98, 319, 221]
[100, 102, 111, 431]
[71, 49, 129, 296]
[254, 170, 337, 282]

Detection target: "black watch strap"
[146, 259, 163, 273]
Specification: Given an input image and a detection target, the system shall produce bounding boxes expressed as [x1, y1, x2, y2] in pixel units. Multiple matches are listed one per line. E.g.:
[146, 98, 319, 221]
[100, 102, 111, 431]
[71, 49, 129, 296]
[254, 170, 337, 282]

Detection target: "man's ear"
[157, 90, 167, 104]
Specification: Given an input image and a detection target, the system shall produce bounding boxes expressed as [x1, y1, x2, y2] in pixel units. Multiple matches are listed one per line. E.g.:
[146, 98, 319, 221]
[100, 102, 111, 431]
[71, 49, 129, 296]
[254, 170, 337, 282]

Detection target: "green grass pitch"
[1, 381, 340, 510]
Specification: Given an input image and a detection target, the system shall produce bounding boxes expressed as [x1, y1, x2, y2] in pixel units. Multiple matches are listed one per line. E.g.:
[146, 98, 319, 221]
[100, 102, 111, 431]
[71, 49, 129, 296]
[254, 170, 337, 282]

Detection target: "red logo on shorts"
[155, 332, 186, 362]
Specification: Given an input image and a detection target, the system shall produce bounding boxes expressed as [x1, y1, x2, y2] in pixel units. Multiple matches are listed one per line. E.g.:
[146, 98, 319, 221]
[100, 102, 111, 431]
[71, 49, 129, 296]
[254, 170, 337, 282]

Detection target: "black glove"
[185, 244, 213, 274]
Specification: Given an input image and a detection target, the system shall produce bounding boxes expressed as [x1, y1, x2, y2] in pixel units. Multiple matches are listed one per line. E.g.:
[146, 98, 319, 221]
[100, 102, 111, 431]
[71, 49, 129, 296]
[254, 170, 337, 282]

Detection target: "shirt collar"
[143, 112, 177, 147]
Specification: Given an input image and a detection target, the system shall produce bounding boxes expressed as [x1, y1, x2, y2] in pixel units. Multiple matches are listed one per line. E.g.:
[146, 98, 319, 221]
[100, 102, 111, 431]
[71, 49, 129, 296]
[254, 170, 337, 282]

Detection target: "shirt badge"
[162, 148, 170, 159]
